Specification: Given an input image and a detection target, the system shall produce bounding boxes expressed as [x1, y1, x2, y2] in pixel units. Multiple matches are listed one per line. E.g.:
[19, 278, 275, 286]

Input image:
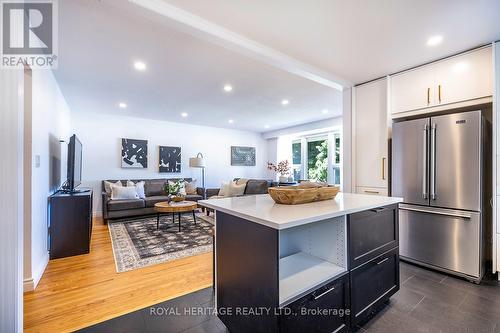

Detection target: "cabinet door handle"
[313, 285, 336, 300]
[438, 84, 442, 103]
[427, 87, 430, 104]
[376, 258, 389, 265]
[381, 157, 386, 180]
[364, 190, 380, 194]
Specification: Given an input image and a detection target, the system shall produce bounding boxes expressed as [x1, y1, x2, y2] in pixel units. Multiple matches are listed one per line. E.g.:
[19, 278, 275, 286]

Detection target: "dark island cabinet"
[214, 201, 400, 333]
[279, 274, 350, 333]
[349, 248, 400, 327]
[348, 204, 398, 269]
[48, 190, 93, 259]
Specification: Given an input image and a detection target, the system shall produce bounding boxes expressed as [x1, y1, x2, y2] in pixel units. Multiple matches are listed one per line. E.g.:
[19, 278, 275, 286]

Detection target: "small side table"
[154, 201, 198, 231]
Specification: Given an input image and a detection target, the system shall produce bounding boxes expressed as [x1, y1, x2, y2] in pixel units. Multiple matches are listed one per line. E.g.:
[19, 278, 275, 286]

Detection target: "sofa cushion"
[144, 195, 170, 207]
[185, 194, 203, 202]
[108, 199, 145, 211]
[145, 180, 166, 197]
[245, 180, 269, 195]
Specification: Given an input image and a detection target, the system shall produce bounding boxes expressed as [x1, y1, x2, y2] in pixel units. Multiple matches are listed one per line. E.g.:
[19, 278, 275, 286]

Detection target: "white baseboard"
[24, 252, 49, 292]
[23, 278, 35, 292]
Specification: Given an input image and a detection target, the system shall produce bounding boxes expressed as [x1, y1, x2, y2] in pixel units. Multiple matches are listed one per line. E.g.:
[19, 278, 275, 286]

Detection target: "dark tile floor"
[77, 262, 500, 333]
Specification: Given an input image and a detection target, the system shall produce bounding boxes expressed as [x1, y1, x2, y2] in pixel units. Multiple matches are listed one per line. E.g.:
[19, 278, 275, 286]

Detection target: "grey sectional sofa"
[102, 178, 204, 224]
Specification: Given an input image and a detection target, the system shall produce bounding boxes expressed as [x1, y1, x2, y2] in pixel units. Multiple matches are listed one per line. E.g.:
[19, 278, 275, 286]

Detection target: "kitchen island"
[200, 193, 403, 333]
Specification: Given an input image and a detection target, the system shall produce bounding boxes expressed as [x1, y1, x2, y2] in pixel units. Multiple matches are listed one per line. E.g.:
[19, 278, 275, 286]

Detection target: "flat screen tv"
[64, 134, 83, 192]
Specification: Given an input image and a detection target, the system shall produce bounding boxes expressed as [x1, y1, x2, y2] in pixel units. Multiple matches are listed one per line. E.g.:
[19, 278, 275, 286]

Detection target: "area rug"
[108, 212, 214, 273]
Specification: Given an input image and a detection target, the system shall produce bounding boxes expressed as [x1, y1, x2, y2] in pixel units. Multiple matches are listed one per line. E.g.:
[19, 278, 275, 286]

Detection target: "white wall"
[0, 68, 24, 332]
[72, 112, 269, 215]
[24, 69, 72, 291]
[342, 88, 352, 192]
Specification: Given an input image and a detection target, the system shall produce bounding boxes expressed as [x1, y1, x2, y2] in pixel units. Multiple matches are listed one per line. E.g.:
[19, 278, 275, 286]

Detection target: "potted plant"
[267, 160, 291, 183]
[164, 180, 185, 202]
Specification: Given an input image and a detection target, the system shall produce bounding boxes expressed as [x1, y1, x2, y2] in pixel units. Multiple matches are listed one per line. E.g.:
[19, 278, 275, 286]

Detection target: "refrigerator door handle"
[430, 123, 437, 200]
[422, 124, 428, 199]
[399, 205, 472, 220]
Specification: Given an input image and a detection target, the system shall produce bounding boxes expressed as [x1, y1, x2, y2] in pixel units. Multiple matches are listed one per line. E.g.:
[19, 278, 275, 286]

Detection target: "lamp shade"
[189, 153, 205, 168]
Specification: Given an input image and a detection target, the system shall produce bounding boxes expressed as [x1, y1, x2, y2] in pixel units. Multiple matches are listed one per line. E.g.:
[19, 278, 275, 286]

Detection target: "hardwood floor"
[23, 217, 212, 333]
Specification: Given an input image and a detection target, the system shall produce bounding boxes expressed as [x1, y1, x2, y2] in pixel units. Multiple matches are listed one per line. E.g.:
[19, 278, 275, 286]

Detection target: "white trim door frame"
[0, 68, 24, 332]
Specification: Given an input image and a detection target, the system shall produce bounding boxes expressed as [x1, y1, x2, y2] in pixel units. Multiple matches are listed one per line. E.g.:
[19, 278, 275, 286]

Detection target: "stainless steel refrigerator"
[392, 110, 491, 282]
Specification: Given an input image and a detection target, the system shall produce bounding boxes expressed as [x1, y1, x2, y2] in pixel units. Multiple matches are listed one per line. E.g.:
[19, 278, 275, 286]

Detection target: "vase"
[279, 176, 288, 183]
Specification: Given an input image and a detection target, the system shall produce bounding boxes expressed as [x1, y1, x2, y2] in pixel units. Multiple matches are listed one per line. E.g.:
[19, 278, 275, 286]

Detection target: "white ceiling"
[55, 0, 500, 134]
[54, 0, 342, 133]
[162, 0, 500, 84]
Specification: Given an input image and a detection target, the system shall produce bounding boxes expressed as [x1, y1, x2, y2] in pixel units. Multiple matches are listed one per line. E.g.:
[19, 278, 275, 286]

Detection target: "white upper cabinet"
[391, 46, 493, 115]
[354, 78, 388, 190]
[390, 63, 436, 114]
[435, 47, 493, 106]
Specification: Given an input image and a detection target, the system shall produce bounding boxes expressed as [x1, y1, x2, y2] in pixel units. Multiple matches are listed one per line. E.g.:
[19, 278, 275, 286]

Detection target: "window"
[332, 134, 341, 185]
[292, 141, 302, 181]
[290, 132, 341, 185]
[307, 138, 328, 182]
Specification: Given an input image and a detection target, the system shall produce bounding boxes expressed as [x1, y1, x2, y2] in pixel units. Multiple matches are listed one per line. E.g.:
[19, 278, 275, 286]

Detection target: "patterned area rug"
[108, 212, 215, 273]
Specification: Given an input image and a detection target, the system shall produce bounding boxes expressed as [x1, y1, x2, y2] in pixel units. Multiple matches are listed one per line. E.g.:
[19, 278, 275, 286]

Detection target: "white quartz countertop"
[199, 192, 403, 230]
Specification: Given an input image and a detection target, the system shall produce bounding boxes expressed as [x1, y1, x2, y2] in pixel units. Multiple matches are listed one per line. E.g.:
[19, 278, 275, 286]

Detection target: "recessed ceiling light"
[181, 112, 188, 117]
[223, 84, 233, 92]
[281, 99, 289, 105]
[228, 119, 234, 124]
[134, 60, 147, 71]
[322, 109, 329, 114]
[118, 102, 127, 109]
[264, 125, 270, 129]
[426, 35, 443, 47]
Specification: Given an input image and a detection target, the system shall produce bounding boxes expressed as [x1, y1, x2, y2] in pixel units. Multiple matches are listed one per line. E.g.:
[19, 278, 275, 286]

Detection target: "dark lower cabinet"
[280, 274, 350, 333]
[48, 190, 93, 259]
[348, 204, 398, 269]
[349, 247, 400, 327]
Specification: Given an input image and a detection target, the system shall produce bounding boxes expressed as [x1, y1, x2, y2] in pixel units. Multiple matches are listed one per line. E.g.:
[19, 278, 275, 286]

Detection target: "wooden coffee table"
[154, 201, 198, 231]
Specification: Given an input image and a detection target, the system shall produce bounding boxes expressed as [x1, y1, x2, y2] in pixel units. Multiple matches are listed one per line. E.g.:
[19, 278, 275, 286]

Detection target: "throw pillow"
[218, 181, 231, 197]
[218, 181, 246, 197]
[228, 181, 246, 197]
[111, 184, 139, 200]
[235, 178, 248, 186]
[104, 180, 122, 195]
[127, 180, 146, 199]
[185, 179, 197, 195]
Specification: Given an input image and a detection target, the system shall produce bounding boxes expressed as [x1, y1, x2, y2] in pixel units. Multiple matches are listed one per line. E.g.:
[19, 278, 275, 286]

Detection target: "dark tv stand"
[60, 187, 91, 194]
[48, 190, 93, 259]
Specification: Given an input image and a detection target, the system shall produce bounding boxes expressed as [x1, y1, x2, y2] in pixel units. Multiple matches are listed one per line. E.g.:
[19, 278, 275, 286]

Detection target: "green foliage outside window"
[308, 140, 328, 182]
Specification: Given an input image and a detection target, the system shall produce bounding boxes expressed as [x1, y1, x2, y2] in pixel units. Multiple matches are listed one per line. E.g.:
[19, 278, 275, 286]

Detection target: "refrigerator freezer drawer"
[399, 205, 480, 278]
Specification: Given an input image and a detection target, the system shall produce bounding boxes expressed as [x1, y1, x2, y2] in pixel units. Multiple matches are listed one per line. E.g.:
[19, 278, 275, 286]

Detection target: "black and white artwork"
[231, 146, 256, 166]
[159, 146, 181, 173]
[121, 138, 148, 168]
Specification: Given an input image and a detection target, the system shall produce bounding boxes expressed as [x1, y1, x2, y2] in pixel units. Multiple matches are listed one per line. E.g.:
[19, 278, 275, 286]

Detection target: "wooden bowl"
[171, 195, 185, 202]
[268, 186, 340, 205]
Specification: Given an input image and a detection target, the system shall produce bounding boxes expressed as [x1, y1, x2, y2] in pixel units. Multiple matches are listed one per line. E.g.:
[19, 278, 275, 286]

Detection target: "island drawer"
[349, 247, 400, 327]
[348, 204, 398, 269]
[279, 274, 350, 333]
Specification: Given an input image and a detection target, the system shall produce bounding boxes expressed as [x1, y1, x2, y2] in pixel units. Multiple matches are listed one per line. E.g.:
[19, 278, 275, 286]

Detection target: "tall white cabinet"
[353, 78, 389, 196]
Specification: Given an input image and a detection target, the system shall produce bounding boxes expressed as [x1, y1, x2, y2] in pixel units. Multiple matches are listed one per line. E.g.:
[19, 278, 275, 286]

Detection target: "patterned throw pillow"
[185, 180, 197, 195]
